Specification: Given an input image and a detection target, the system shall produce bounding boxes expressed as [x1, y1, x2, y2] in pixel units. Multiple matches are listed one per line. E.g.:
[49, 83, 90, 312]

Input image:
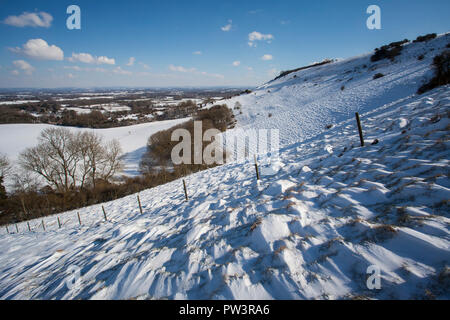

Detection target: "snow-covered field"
[0, 118, 190, 178]
[0, 34, 449, 300]
[0, 86, 448, 299]
[0, 100, 40, 105]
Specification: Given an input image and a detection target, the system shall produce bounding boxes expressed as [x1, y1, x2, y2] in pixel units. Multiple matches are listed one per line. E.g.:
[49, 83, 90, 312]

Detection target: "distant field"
[0, 118, 191, 179]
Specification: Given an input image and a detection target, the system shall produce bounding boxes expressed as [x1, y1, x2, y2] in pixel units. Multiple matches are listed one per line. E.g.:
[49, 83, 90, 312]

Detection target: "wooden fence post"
[355, 112, 365, 147]
[57, 217, 62, 229]
[77, 212, 82, 226]
[102, 206, 107, 221]
[137, 194, 143, 214]
[6, 225, 9, 234]
[42, 220, 45, 231]
[27, 222, 31, 232]
[183, 180, 188, 201]
[15, 224, 19, 233]
[254, 155, 260, 181]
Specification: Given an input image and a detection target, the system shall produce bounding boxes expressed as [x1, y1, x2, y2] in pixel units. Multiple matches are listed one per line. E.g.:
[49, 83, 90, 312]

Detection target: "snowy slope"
[223, 33, 450, 151]
[0, 86, 448, 300]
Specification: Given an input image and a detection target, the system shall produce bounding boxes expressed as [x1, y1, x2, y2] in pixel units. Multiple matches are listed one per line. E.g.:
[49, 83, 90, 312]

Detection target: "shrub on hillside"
[418, 51, 450, 94]
[273, 59, 334, 81]
[196, 104, 235, 131]
[413, 33, 437, 43]
[140, 104, 234, 174]
[371, 40, 408, 62]
[373, 73, 385, 80]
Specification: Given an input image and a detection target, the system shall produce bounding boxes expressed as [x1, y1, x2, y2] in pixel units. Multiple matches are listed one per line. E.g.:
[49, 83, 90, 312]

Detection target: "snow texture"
[0, 34, 449, 300]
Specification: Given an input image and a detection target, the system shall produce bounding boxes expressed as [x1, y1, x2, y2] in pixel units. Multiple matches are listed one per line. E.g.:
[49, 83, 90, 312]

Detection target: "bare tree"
[77, 131, 104, 189]
[0, 153, 10, 179]
[0, 154, 9, 200]
[76, 132, 122, 188]
[100, 139, 123, 182]
[19, 128, 123, 192]
[19, 128, 79, 192]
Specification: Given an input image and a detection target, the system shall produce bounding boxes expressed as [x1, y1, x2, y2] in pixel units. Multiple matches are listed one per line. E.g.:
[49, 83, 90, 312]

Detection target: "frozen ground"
[0, 86, 448, 300]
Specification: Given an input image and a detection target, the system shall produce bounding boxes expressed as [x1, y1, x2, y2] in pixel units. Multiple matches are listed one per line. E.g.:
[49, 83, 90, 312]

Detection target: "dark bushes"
[273, 59, 334, 81]
[371, 39, 408, 62]
[0, 107, 36, 124]
[413, 33, 437, 43]
[195, 104, 235, 131]
[418, 51, 450, 94]
[140, 104, 234, 174]
[373, 73, 385, 80]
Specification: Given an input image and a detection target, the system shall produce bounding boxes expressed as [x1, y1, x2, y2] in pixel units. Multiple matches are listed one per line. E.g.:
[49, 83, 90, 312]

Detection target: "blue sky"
[0, 0, 449, 88]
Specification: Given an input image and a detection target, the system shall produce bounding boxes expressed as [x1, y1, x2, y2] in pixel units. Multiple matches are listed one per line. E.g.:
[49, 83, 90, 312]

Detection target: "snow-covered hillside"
[223, 33, 450, 150]
[0, 85, 448, 299]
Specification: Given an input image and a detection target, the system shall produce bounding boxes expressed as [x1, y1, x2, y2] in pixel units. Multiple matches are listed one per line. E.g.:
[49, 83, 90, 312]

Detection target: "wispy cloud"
[139, 62, 150, 70]
[64, 65, 82, 71]
[261, 54, 273, 61]
[232, 61, 241, 67]
[10, 39, 64, 60]
[169, 65, 196, 73]
[193, 51, 202, 55]
[248, 31, 274, 47]
[3, 11, 53, 28]
[169, 65, 224, 79]
[13, 60, 35, 75]
[126, 57, 135, 66]
[113, 67, 132, 75]
[221, 20, 232, 32]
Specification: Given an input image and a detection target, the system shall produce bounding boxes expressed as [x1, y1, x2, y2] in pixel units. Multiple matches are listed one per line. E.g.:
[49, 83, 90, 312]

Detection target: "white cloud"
[92, 67, 107, 73]
[193, 51, 202, 55]
[169, 65, 196, 73]
[64, 66, 81, 71]
[13, 60, 35, 75]
[139, 62, 150, 70]
[126, 57, 135, 66]
[68, 53, 95, 64]
[261, 54, 273, 61]
[248, 31, 274, 47]
[68, 53, 115, 65]
[3, 11, 53, 28]
[97, 56, 115, 65]
[113, 67, 132, 75]
[11, 39, 63, 60]
[232, 61, 241, 67]
[67, 73, 75, 79]
[168, 64, 224, 79]
[11, 70, 20, 76]
[221, 20, 232, 32]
